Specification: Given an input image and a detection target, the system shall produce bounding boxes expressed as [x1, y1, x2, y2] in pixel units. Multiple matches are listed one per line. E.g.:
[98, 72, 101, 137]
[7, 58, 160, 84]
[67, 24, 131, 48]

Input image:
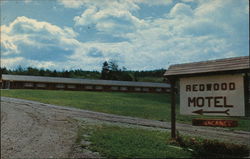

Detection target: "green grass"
[77, 125, 249, 158]
[79, 125, 192, 158]
[1, 89, 250, 131]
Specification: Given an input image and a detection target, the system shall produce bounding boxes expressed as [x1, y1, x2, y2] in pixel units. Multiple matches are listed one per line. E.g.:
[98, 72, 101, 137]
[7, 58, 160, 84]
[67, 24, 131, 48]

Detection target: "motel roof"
[1, 74, 170, 88]
[164, 56, 249, 78]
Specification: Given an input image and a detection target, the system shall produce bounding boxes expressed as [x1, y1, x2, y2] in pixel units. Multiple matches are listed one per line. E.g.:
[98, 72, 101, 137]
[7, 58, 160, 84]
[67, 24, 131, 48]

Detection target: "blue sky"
[1, 0, 249, 71]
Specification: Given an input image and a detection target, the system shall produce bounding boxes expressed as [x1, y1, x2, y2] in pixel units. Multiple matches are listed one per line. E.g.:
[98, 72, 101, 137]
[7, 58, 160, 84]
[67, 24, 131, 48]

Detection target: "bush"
[172, 135, 249, 158]
[197, 140, 249, 158]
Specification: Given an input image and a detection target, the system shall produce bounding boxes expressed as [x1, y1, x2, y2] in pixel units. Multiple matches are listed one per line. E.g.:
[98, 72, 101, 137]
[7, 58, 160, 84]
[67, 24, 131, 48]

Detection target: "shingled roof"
[164, 56, 249, 77]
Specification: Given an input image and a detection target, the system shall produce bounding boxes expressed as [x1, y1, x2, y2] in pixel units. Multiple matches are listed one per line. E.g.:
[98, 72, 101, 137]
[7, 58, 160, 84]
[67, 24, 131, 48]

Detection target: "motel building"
[0, 74, 170, 93]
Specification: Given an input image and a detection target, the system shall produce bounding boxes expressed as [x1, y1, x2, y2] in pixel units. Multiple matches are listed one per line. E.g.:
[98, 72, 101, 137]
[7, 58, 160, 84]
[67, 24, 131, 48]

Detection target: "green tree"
[101, 61, 110, 80]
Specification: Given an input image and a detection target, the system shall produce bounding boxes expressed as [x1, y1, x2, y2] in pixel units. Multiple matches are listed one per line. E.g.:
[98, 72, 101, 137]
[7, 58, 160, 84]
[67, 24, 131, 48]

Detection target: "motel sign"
[180, 74, 245, 116]
[164, 56, 249, 138]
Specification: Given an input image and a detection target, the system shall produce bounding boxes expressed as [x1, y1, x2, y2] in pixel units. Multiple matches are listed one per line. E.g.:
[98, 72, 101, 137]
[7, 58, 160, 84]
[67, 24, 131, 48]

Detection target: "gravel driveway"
[1, 97, 250, 158]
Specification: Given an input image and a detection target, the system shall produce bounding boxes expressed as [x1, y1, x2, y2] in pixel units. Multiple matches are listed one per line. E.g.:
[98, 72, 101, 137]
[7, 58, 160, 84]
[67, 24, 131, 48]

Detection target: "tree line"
[0, 61, 166, 83]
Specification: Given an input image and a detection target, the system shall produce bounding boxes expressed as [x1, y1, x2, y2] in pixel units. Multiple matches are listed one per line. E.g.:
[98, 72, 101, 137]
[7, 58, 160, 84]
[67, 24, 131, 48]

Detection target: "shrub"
[171, 135, 249, 158]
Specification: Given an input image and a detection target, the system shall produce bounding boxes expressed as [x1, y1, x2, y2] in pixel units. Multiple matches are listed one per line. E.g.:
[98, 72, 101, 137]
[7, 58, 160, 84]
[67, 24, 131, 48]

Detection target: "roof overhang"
[164, 56, 249, 79]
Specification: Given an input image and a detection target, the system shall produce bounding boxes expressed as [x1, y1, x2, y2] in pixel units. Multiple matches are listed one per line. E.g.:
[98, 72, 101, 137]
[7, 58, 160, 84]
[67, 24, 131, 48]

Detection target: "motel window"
[166, 88, 171, 93]
[85, 85, 93, 89]
[56, 84, 65, 88]
[95, 86, 103, 90]
[24, 83, 34, 87]
[142, 88, 149, 92]
[67, 85, 76, 89]
[120, 87, 128, 91]
[111, 86, 119, 90]
[135, 87, 141, 91]
[36, 83, 46, 88]
[156, 88, 162, 92]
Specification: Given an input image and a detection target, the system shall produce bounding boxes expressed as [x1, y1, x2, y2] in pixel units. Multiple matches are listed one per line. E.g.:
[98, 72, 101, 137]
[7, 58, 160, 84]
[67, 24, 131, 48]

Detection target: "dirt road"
[1, 97, 250, 158]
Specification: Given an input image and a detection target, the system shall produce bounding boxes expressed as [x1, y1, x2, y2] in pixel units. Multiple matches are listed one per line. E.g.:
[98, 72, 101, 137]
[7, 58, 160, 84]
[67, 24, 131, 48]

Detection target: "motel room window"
[36, 83, 46, 88]
[56, 84, 65, 88]
[85, 85, 93, 89]
[120, 87, 128, 91]
[111, 86, 119, 90]
[67, 85, 76, 89]
[156, 88, 162, 92]
[142, 88, 149, 92]
[95, 86, 103, 90]
[24, 83, 34, 87]
[135, 87, 141, 91]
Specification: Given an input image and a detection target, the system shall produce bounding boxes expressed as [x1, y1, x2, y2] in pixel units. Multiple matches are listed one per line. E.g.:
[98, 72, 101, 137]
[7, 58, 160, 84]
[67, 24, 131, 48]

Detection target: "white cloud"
[58, 0, 85, 8]
[24, 0, 32, 3]
[1, 16, 80, 55]
[58, 0, 172, 9]
[73, 1, 146, 35]
[1, 57, 56, 69]
[1, 0, 248, 71]
[169, 3, 193, 17]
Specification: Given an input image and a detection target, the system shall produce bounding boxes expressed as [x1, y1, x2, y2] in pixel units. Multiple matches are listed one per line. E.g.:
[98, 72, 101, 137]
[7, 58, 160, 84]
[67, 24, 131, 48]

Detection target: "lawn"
[76, 124, 249, 158]
[84, 125, 192, 158]
[1, 89, 250, 131]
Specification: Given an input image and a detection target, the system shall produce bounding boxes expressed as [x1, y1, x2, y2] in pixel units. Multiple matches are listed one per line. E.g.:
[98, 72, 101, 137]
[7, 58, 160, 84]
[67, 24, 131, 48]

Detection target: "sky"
[0, 0, 249, 71]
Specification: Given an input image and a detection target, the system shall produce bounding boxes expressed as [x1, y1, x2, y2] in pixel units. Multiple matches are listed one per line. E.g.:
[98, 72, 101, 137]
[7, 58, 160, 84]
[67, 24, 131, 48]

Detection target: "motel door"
[4, 81, 10, 89]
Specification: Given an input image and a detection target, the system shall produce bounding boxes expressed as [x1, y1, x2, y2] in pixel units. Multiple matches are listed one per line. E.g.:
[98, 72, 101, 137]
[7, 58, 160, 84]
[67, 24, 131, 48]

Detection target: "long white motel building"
[0, 74, 170, 93]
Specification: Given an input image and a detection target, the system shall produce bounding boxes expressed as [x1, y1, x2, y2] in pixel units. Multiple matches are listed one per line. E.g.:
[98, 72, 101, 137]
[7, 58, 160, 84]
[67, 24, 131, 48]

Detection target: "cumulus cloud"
[72, 1, 146, 35]
[1, 0, 248, 71]
[169, 3, 193, 17]
[24, 0, 32, 3]
[0, 16, 83, 69]
[1, 16, 80, 58]
[1, 57, 56, 69]
[58, 0, 172, 9]
[71, 0, 248, 70]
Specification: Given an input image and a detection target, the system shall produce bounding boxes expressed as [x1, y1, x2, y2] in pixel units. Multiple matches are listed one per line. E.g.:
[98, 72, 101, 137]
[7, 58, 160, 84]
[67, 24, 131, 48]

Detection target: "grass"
[1, 89, 250, 131]
[78, 125, 192, 158]
[77, 124, 249, 158]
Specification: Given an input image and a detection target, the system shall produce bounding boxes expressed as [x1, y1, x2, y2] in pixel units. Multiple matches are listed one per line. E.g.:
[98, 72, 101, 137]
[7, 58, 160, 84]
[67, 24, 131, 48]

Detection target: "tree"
[27, 67, 39, 76]
[0, 67, 8, 78]
[39, 68, 45, 76]
[100, 60, 134, 81]
[101, 61, 109, 79]
[108, 60, 119, 71]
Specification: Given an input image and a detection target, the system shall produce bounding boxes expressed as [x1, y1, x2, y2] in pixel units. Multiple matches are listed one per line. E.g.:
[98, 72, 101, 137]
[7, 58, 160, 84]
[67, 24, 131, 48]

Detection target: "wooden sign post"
[170, 79, 176, 139]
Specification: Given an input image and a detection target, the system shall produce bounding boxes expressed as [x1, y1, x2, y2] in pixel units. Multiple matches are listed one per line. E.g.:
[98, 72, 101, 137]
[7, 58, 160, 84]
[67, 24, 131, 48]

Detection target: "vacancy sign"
[180, 74, 245, 116]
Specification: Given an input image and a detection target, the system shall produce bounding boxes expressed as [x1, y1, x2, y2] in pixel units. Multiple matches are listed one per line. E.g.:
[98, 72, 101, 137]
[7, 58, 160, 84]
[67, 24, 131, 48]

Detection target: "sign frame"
[179, 74, 245, 117]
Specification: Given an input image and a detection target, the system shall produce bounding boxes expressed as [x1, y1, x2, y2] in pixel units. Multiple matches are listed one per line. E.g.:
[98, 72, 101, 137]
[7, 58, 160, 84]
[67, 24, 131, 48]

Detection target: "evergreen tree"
[101, 61, 109, 79]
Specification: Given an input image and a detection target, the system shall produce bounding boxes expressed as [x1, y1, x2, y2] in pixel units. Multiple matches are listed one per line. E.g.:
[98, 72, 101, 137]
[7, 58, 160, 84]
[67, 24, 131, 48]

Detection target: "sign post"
[170, 79, 176, 139]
